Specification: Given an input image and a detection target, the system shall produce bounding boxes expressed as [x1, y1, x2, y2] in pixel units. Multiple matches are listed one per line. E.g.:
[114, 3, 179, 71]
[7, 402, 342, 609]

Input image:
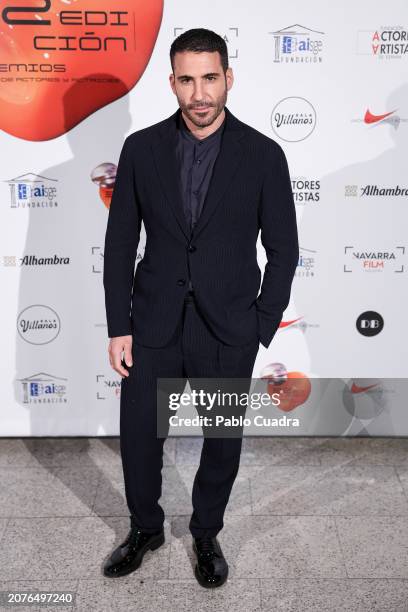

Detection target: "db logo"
[356, 311, 384, 337]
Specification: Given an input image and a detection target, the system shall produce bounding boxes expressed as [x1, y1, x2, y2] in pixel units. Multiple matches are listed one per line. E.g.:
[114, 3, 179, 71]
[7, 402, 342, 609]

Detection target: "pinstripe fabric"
[119, 291, 259, 538]
[103, 105, 299, 349]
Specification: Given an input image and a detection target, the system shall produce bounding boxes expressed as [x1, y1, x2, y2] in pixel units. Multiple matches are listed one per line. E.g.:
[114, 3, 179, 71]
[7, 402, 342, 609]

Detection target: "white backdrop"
[1, 0, 407, 435]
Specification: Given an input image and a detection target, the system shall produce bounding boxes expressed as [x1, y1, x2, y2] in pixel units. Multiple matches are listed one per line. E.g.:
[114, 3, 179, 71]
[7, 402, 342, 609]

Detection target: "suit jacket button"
[177, 279, 186, 286]
[188, 245, 196, 253]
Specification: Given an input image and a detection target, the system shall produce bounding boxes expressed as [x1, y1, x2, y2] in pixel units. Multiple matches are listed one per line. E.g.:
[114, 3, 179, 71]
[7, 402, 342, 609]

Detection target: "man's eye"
[206, 76, 215, 81]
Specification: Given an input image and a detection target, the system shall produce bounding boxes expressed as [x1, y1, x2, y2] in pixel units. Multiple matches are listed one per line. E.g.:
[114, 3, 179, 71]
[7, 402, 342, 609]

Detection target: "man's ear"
[226, 67, 234, 91]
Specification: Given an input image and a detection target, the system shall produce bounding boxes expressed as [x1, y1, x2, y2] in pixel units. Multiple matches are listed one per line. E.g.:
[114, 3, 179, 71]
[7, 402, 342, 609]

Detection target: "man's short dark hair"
[170, 28, 229, 74]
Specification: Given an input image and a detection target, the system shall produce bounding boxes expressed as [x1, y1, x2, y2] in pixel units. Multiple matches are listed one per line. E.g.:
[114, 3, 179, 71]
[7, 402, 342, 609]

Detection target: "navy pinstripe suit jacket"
[103, 105, 299, 349]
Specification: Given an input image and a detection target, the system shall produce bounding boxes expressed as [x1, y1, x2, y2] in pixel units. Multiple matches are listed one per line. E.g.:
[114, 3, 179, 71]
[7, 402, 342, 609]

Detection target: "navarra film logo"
[344, 246, 405, 273]
[271, 97, 316, 142]
[17, 305, 61, 344]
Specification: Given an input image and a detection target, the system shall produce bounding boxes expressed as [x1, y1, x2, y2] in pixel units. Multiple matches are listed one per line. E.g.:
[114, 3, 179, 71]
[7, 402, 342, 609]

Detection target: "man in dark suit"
[102, 28, 299, 588]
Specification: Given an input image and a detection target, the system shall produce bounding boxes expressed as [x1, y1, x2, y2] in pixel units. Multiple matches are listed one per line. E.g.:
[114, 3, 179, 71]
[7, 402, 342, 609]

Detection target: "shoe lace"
[196, 538, 217, 558]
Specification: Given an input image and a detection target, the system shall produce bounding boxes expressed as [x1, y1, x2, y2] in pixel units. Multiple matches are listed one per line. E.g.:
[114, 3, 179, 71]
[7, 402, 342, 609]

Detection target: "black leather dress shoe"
[103, 518, 165, 578]
[192, 536, 229, 588]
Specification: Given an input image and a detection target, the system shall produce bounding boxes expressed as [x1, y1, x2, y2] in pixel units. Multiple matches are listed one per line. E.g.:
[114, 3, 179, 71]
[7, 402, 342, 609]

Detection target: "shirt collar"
[178, 110, 225, 144]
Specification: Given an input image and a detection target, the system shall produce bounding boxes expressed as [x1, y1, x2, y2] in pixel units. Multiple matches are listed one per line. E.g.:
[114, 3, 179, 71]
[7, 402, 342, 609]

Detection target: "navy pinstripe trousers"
[119, 291, 259, 539]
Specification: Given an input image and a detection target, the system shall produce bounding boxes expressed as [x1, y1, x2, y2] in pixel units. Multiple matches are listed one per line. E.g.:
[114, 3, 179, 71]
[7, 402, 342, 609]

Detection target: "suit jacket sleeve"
[255, 143, 299, 349]
[103, 136, 142, 338]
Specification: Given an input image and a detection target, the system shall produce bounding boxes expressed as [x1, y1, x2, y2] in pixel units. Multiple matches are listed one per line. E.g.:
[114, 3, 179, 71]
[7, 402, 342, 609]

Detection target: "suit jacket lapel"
[151, 112, 191, 240]
[151, 106, 246, 243]
[192, 109, 245, 240]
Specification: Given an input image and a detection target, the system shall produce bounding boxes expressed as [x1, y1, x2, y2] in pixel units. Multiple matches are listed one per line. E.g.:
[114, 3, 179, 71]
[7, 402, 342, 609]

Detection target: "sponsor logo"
[17, 305, 61, 344]
[2, 254, 70, 266]
[96, 374, 122, 400]
[345, 184, 408, 198]
[356, 311, 384, 336]
[357, 26, 408, 59]
[296, 246, 317, 277]
[5, 173, 58, 208]
[17, 372, 68, 404]
[350, 382, 379, 394]
[292, 177, 320, 204]
[271, 96, 316, 142]
[279, 317, 319, 332]
[344, 246, 405, 273]
[90, 162, 117, 209]
[174, 26, 239, 59]
[92, 245, 144, 274]
[343, 378, 395, 420]
[351, 107, 407, 130]
[269, 23, 324, 63]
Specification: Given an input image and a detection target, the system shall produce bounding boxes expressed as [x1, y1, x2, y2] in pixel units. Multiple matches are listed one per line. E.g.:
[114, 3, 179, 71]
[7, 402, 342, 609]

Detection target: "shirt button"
[193, 190, 199, 195]
[188, 245, 196, 253]
[177, 279, 186, 286]
[196, 159, 201, 164]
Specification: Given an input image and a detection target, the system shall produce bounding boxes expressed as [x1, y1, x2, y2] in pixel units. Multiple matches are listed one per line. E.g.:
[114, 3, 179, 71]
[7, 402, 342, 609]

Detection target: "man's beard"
[177, 88, 228, 129]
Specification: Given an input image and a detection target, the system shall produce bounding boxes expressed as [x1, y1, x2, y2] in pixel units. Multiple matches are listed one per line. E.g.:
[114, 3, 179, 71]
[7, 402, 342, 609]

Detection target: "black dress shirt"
[175, 110, 225, 290]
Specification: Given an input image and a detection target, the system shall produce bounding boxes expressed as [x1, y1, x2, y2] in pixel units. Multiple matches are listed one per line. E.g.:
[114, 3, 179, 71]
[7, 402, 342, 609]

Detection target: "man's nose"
[192, 81, 204, 101]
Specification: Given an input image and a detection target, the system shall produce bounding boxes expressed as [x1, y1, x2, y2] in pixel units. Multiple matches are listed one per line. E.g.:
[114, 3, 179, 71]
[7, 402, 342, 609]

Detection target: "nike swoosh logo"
[351, 382, 378, 394]
[364, 109, 396, 124]
[279, 317, 303, 328]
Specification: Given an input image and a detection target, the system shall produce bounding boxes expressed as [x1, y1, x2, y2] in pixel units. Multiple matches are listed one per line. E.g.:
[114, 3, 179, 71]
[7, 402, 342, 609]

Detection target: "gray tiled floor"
[1, 437, 408, 611]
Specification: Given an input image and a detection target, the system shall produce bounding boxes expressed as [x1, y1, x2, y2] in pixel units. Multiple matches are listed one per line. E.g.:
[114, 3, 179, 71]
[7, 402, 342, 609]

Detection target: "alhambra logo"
[2, 254, 70, 267]
[345, 184, 408, 198]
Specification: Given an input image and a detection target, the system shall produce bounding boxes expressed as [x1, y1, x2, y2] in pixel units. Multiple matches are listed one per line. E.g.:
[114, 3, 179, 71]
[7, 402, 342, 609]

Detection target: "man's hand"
[108, 335, 133, 378]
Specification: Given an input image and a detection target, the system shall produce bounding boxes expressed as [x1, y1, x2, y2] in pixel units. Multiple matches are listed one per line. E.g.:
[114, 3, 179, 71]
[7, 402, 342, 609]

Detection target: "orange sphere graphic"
[0, 1, 163, 140]
[260, 363, 311, 412]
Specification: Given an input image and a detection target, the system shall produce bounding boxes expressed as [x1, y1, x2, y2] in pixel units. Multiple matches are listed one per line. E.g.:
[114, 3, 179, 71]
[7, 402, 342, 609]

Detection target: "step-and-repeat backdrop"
[1, 1, 407, 436]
